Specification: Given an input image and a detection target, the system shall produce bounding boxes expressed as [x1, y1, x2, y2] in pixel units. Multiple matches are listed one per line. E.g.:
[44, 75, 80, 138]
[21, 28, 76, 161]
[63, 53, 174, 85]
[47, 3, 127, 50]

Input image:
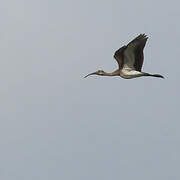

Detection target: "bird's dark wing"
[113, 45, 127, 69]
[125, 34, 148, 71]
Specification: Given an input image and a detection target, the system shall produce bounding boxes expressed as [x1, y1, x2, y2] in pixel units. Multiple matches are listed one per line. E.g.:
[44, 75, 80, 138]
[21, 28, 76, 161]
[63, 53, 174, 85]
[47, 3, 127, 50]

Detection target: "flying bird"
[84, 34, 164, 79]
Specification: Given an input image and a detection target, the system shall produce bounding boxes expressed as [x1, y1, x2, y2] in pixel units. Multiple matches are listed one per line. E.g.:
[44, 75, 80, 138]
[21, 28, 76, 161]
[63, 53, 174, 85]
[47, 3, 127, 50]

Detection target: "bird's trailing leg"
[143, 72, 164, 79]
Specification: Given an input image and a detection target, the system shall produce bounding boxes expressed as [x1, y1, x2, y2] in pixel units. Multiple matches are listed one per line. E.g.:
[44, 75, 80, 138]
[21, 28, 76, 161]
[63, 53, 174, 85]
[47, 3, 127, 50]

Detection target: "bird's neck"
[103, 69, 120, 76]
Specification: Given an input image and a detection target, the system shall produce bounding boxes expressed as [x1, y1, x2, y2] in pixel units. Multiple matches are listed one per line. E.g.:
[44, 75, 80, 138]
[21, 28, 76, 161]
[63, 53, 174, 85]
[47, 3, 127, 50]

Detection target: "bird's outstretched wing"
[113, 45, 127, 69]
[113, 34, 148, 71]
[124, 34, 148, 71]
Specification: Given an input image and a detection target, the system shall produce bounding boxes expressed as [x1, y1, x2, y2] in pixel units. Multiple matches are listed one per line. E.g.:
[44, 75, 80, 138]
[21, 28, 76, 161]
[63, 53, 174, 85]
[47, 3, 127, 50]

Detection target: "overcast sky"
[0, 0, 179, 179]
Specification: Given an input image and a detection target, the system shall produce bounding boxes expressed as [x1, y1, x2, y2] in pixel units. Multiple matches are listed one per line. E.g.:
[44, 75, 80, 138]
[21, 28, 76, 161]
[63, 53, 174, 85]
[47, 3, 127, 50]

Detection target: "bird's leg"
[143, 72, 164, 79]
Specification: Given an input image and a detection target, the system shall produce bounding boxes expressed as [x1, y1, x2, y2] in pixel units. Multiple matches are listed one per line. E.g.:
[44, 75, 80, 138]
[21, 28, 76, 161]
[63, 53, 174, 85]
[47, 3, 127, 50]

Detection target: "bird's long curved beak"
[84, 72, 97, 78]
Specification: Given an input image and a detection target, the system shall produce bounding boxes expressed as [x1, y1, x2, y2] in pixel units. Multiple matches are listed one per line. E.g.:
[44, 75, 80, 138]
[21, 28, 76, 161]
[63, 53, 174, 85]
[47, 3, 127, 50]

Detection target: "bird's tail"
[143, 73, 164, 79]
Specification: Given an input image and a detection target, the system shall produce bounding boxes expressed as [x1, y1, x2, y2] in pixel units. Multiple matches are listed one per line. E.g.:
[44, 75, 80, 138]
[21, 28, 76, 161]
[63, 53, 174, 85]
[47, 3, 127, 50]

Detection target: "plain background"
[0, 0, 179, 179]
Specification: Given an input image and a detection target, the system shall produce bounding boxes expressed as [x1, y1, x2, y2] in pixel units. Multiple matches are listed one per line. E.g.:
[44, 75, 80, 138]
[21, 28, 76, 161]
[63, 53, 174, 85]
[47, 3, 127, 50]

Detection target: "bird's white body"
[120, 69, 144, 79]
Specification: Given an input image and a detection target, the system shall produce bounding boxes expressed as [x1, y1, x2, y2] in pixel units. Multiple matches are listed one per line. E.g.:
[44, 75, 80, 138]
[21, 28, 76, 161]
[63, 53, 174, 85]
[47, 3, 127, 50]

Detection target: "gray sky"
[0, 0, 179, 179]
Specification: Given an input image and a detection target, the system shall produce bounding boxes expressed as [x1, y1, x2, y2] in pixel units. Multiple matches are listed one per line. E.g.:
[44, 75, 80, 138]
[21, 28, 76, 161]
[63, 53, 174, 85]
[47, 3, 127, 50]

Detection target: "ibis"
[84, 34, 164, 79]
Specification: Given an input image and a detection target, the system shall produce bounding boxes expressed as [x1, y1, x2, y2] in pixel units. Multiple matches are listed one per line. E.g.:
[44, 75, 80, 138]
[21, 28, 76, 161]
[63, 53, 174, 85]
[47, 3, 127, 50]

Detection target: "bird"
[84, 34, 164, 79]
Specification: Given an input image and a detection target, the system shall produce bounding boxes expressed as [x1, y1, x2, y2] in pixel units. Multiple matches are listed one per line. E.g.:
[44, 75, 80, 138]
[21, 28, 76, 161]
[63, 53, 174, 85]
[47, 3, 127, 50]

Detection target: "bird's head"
[84, 70, 105, 78]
